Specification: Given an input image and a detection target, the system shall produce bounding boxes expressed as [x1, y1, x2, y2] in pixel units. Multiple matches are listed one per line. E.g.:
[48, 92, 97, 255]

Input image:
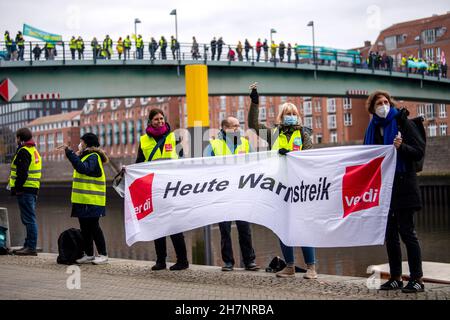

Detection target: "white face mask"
[78, 142, 83, 152]
[375, 104, 390, 118]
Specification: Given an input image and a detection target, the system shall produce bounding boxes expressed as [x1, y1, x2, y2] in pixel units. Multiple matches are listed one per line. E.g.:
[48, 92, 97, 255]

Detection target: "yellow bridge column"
[185, 64, 210, 158]
[185, 64, 213, 266]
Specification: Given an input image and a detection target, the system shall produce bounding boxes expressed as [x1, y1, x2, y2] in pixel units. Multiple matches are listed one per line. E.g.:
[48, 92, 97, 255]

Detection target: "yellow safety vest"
[140, 133, 178, 161]
[136, 38, 143, 48]
[124, 38, 131, 48]
[4, 34, 12, 45]
[271, 129, 303, 151]
[76, 39, 84, 50]
[46, 42, 55, 49]
[117, 40, 123, 53]
[209, 137, 250, 155]
[9, 146, 42, 189]
[71, 153, 106, 206]
[69, 39, 77, 49]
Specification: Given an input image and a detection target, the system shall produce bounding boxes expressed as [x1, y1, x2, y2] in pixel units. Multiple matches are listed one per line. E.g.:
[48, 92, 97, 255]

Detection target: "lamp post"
[415, 34, 422, 59]
[134, 18, 141, 38]
[307, 20, 317, 79]
[170, 9, 178, 57]
[270, 28, 276, 45]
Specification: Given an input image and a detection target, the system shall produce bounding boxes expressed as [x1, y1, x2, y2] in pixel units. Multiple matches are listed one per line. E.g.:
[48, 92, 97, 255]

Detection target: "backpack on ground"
[56, 228, 84, 265]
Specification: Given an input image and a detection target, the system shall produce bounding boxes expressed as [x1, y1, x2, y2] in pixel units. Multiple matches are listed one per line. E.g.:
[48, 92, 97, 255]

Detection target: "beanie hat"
[81, 133, 100, 148]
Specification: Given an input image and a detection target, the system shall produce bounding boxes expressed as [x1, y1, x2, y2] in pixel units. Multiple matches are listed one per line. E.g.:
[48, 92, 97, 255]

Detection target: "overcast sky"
[1, 0, 449, 49]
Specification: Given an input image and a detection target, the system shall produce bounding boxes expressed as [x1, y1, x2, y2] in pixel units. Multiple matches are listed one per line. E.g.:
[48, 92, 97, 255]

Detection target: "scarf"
[364, 108, 405, 172]
[146, 123, 169, 138]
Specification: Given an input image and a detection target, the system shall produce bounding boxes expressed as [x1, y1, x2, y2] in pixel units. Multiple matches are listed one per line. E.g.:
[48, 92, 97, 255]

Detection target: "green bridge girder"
[1, 60, 450, 104]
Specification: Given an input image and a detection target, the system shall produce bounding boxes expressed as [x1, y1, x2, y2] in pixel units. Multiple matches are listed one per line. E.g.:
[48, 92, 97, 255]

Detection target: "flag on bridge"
[119, 145, 397, 248]
[22, 24, 62, 44]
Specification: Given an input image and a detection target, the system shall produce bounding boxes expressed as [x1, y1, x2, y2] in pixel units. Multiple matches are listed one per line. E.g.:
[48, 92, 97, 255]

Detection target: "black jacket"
[372, 108, 425, 210]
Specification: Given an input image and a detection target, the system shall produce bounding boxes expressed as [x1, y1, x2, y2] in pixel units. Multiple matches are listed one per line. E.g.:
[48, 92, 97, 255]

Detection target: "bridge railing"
[0, 40, 447, 79]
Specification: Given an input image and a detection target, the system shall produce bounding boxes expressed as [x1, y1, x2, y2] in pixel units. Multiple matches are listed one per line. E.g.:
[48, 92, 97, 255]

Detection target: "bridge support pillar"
[185, 64, 213, 266]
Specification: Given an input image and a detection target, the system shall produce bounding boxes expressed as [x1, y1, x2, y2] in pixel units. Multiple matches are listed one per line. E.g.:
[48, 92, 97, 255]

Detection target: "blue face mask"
[283, 115, 298, 126]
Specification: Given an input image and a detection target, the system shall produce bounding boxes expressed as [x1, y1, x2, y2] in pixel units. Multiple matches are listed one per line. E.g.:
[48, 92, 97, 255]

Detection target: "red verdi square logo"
[342, 157, 383, 218]
[129, 173, 155, 220]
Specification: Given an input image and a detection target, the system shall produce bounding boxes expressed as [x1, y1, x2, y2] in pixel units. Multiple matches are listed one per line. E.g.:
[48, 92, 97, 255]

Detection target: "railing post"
[353, 54, 356, 72]
[62, 41, 66, 64]
[335, 52, 338, 71]
[29, 41, 33, 66]
[251, 47, 255, 66]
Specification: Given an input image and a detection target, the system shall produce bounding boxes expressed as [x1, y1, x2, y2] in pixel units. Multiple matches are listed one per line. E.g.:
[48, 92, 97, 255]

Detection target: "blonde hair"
[276, 102, 301, 125]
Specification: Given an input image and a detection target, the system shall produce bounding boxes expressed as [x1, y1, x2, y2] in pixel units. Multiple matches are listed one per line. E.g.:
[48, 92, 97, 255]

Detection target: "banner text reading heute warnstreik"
[163, 175, 331, 203]
[122, 146, 397, 247]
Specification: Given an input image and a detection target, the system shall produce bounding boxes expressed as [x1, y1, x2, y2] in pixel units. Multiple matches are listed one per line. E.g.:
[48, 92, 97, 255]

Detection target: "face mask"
[283, 115, 298, 126]
[375, 104, 390, 118]
[78, 142, 84, 152]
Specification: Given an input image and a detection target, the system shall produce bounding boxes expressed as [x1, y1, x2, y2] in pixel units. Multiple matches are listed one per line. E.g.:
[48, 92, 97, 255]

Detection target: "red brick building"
[27, 111, 82, 161]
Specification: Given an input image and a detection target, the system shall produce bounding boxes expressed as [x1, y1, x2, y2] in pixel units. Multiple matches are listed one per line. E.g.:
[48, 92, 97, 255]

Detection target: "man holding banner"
[204, 117, 260, 272]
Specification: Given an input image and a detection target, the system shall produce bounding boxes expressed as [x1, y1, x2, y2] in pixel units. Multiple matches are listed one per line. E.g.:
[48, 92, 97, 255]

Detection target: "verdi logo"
[129, 173, 155, 220]
[342, 157, 383, 218]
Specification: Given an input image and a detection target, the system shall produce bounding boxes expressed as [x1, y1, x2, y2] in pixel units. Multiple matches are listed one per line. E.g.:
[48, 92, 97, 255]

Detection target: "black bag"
[409, 116, 426, 172]
[56, 228, 84, 265]
[265, 256, 287, 273]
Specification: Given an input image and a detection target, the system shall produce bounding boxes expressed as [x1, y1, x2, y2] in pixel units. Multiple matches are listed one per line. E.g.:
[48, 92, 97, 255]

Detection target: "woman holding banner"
[247, 82, 318, 279]
[363, 90, 425, 293]
[136, 108, 189, 271]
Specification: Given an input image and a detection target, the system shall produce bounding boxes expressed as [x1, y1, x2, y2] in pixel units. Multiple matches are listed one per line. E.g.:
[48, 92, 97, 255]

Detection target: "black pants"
[385, 209, 423, 280]
[219, 221, 255, 266]
[78, 217, 107, 256]
[154, 233, 188, 264]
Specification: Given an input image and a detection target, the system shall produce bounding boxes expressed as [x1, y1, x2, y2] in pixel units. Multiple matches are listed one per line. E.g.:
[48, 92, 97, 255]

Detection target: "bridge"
[1, 59, 450, 104]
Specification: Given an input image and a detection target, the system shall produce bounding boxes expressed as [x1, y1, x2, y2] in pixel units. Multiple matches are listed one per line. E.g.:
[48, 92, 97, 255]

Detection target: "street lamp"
[307, 21, 315, 64]
[415, 34, 422, 59]
[170, 9, 178, 59]
[134, 18, 141, 37]
[270, 28, 276, 44]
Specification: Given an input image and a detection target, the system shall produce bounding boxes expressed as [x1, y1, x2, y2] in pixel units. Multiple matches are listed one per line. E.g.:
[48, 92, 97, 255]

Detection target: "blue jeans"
[17, 193, 38, 250]
[279, 239, 315, 265]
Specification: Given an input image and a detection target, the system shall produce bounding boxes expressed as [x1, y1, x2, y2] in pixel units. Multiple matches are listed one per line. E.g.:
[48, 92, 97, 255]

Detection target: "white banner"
[121, 145, 396, 247]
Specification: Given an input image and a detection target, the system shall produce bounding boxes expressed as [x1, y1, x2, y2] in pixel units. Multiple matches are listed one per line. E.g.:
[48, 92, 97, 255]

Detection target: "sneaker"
[14, 247, 37, 256]
[276, 265, 295, 278]
[12, 247, 25, 253]
[379, 279, 404, 290]
[169, 261, 189, 271]
[151, 262, 167, 271]
[221, 262, 234, 272]
[244, 262, 260, 271]
[76, 254, 94, 264]
[92, 255, 108, 265]
[303, 264, 318, 279]
[402, 280, 425, 293]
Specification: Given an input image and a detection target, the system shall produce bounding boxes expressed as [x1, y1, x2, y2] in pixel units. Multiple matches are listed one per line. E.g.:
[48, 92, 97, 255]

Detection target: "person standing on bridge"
[247, 82, 318, 279]
[103, 35, 112, 59]
[217, 37, 224, 61]
[15, 31, 25, 61]
[77, 36, 84, 60]
[263, 39, 269, 62]
[116, 37, 124, 60]
[244, 39, 252, 62]
[363, 90, 425, 293]
[256, 38, 263, 62]
[159, 36, 167, 60]
[210, 37, 217, 60]
[270, 41, 277, 62]
[135, 109, 189, 271]
[123, 35, 131, 60]
[4, 31, 12, 60]
[69, 36, 77, 60]
[203, 117, 260, 272]
[91, 37, 98, 59]
[149, 37, 158, 61]
[9, 128, 42, 256]
[56, 133, 109, 265]
[136, 35, 144, 59]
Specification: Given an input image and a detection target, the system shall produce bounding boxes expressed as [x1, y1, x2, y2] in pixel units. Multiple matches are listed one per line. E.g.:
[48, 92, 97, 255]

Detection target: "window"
[425, 104, 435, 120]
[238, 96, 244, 109]
[111, 99, 121, 110]
[121, 122, 127, 145]
[56, 132, 63, 145]
[113, 123, 119, 145]
[92, 125, 98, 136]
[140, 97, 150, 105]
[98, 101, 108, 112]
[107, 124, 112, 146]
[421, 29, 436, 44]
[428, 124, 437, 137]
[70, 100, 78, 110]
[219, 112, 226, 123]
[439, 104, 447, 118]
[304, 116, 313, 129]
[260, 96, 266, 106]
[330, 132, 338, 143]
[303, 101, 312, 115]
[440, 123, 447, 136]
[220, 96, 227, 110]
[47, 133, 54, 151]
[417, 104, 425, 117]
[315, 116, 322, 129]
[316, 134, 322, 144]
[384, 35, 397, 50]
[259, 106, 266, 121]
[269, 106, 275, 117]
[136, 120, 143, 142]
[343, 98, 352, 110]
[237, 110, 245, 123]
[128, 120, 135, 145]
[344, 113, 352, 126]
[327, 115, 336, 129]
[327, 99, 336, 113]
[125, 98, 136, 108]
[423, 48, 434, 60]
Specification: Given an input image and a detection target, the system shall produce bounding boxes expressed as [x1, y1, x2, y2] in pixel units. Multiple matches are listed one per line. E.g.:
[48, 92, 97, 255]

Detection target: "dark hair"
[16, 127, 32, 142]
[81, 133, 100, 148]
[366, 90, 398, 114]
[148, 108, 165, 122]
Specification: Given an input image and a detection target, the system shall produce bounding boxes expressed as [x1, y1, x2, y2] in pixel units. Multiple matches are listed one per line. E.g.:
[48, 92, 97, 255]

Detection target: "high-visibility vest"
[159, 39, 166, 48]
[140, 133, 178, 161]
[4, 34, 12, 45]
[76, 39, 84, 50]
[209, 137, 250, 155]
[71, 153, 106, 206]
[271, 128, 303, 151]
[103, 38, 112, 49]
[136, 38, 143, 49]
[9, 146, 42, 189]
[46, 42, 55, 49]
[16, 35, 24, 46]
[124, 38, 131, 48]
[69, 38, 77, 49]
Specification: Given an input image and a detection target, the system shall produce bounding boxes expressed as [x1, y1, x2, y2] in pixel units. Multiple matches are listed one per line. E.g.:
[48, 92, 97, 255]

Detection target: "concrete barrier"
[0, 207, 11, 248]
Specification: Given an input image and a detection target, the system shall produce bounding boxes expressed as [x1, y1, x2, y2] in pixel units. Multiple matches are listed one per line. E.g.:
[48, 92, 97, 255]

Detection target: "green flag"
[23, 24, 62, 44]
